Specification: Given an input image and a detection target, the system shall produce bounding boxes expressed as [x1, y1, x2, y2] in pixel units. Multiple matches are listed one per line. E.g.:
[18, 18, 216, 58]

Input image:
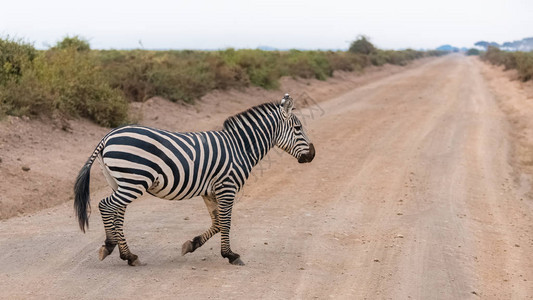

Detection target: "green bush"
[1, 35, 442, 125]
[0, 37, 36, 85]
[148, 51, 217, 103]
[0, 37, 128, 126]
[209, 50, 249, 90]
[425, 50, 448, 57]
[370, 49, 424, 66]
[283, 50, 332, 80]
[0, 68, 47, 117]
[481, 47, 533, 82]
[482, 47, 516, 70]
[99, 50, 250, 103]
[349, 36, 376, 55]
[38, 47, 128, 126]
[0, 37, 41, 117]
[326, 51, 360, 72]
[466, 48, 480, 56]
[369, 51, 387, 66]
[513, 52, 533, 81]
[53, 35, 90, 52]
[231, 49, 280, 89]
[98, 50, 154, 102]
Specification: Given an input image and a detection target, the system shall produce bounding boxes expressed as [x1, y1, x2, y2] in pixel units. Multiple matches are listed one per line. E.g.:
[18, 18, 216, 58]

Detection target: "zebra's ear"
[280, 93, 294, 117]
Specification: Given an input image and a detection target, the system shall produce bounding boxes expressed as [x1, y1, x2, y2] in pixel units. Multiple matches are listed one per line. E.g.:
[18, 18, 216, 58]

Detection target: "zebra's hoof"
[230, 257, 245, 266]
[128, 256, 144, 266]
[99, 246, 110, 261]
[182, 240, 194, 256]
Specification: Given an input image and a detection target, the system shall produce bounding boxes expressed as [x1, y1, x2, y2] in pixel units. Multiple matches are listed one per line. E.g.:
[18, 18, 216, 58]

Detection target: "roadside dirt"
[0, 55, 531, 299]
[478, 60, 533, 199]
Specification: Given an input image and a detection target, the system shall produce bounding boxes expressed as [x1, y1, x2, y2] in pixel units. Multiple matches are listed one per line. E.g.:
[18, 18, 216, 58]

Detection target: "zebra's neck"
[223, 102, 281, 171]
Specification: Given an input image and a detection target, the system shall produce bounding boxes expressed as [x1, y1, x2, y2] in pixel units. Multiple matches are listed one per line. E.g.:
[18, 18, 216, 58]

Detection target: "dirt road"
[0, 55, 531, 299]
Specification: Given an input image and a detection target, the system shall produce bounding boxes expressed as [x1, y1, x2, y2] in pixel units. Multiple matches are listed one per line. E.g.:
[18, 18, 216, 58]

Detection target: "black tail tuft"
[74, 163, 92, 233]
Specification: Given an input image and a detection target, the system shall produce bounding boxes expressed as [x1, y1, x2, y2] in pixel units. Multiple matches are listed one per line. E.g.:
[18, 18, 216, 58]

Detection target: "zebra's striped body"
[74, 94, 315, 266]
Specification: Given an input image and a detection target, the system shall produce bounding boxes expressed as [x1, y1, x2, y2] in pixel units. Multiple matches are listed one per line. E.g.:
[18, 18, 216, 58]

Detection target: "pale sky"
[1, 0, 531, 50]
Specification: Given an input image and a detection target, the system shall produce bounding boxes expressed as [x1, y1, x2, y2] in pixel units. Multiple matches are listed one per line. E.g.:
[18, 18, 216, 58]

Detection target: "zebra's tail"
[74, 140, 105, 233]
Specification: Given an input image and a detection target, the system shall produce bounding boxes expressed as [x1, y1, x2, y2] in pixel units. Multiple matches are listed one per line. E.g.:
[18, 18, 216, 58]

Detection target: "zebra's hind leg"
[99, 190, 142, 266]
[114, 204, 143, 266]
[98, 197, 117, 261]
[182, 195, 220, 255]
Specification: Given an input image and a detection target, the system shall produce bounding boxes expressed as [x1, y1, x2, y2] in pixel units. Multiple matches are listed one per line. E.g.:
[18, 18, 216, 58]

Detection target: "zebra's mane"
[223, 102, 279, 131]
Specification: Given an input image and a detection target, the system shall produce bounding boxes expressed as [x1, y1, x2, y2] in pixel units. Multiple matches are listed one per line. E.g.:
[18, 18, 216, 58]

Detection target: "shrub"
[148, 51, 216, 103]
[425, 50, 448, 57]
[0, 37, 42, 117]
[209, 50, 249, 90]
[0, 68, 47, 117]
[466, 48, 480, 56]
[0, 37, 36, 85]
[349, 36, 376, 55]
[368, 49, 440, 67]
[38, 47, 128, 126]
[232, 49, 280, 89]
[513, 52, 533, 81]
[1, 35, 440, 124]
[99, 49, 250, 103]
[98, 50, 154, 102]
[481, 47, 533, 82]
[53, 35, 91, 52]
[326, 51, 355, 72]
[369, 51, 387, 66]
[1, 39, 128, 126]
[482, 47, 517, 70]
[284, 50, 332, 80]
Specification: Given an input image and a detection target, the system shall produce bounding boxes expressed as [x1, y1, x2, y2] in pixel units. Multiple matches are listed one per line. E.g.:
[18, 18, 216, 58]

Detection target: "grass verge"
[1, 36, 445, 126]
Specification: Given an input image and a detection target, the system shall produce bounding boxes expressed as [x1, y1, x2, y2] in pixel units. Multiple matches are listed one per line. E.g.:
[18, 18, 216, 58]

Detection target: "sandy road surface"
[1, 55, 531, 299]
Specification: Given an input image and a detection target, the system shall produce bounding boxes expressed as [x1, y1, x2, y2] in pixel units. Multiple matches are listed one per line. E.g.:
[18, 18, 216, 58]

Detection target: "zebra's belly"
[102, 127, 232, 201]
[102, 155, 215, 201]
[147, 174, 213, 201]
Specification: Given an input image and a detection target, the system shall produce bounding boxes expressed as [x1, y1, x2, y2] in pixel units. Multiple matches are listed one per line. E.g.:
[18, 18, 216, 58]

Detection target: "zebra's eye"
[294, 125, 301, 131]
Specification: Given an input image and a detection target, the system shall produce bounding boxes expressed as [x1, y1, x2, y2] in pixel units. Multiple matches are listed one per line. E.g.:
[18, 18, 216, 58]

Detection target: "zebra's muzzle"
[298, 143, 315, 163]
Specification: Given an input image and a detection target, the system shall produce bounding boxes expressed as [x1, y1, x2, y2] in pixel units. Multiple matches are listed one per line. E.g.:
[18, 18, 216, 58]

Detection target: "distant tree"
[474, 41, 489, 49]
[502, 42, 515, 48]
[474, 41, 500, 50]
[436, 45, 459, 52]
[349, 36, 376, 55]
[500, 37, 533, 51]
[54, 35, 90, 51]
[466, 48, 480, 56]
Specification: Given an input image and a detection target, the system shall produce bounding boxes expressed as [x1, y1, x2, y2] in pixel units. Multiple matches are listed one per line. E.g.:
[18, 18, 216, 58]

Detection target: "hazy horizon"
[1, 0, 532, 50]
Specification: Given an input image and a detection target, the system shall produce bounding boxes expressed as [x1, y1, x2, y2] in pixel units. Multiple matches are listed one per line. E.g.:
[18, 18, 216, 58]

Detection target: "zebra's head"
[275, 94, 315, 163]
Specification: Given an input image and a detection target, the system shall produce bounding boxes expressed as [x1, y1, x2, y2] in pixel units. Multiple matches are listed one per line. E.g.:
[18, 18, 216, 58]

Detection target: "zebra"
[74, 93, 315, 266]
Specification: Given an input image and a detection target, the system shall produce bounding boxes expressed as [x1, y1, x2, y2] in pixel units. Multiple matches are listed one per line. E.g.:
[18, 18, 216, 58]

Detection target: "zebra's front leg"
[216, 184, 244, 266]
[182, 195, 220, 255]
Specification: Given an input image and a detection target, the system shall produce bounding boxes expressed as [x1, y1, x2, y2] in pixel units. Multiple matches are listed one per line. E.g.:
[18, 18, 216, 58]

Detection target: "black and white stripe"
[74, 94, 315, 266]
